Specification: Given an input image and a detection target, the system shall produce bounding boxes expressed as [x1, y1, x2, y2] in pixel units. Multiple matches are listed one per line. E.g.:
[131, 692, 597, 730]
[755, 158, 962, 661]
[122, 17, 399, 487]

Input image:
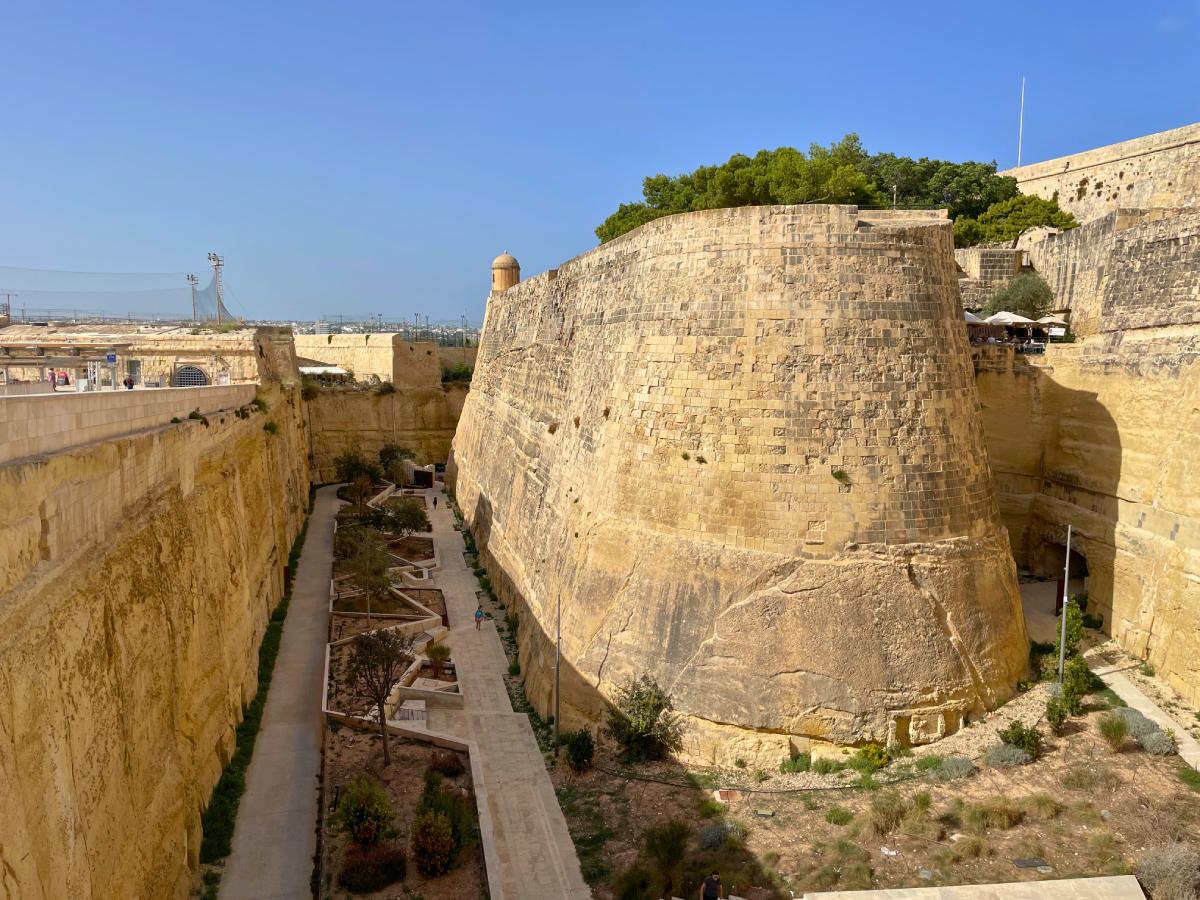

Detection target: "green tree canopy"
[982, 272, 1055, 320]
[954, 194, 1079, 247]
[595, 134, 1023, 243]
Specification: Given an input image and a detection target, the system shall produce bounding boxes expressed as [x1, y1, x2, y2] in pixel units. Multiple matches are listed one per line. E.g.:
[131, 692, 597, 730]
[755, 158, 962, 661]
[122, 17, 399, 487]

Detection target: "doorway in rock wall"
[1035, 541, 1090, 615]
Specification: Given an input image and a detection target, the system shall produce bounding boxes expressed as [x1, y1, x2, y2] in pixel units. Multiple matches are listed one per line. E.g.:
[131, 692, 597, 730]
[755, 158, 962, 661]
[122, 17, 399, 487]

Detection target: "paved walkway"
[1019, 581, 1200, 771]
[424, 485, 590, 900]
[803, 874, 1145, 898]
[220, 485, 338, 900]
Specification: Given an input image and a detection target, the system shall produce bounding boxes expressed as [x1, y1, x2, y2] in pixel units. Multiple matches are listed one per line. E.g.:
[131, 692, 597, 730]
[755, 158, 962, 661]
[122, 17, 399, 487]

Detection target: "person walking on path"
[474, 605, 484, 630]
[700, 870, 723, 900]
[432, 496, 438, 509]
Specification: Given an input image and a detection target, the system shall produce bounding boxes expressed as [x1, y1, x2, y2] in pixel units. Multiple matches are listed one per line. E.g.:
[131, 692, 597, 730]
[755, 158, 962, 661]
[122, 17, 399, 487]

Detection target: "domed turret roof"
[492, 252, 520, 270]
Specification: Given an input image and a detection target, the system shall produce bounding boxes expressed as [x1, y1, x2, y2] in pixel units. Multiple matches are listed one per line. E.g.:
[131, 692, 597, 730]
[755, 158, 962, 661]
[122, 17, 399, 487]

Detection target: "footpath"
[220, 485, 339, 899]
[424, 485, 591, 900]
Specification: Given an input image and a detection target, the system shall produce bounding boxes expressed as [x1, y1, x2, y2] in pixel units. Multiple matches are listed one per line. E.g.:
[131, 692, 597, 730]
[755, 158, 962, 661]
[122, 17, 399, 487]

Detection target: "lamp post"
[1057, 524, 1072, 683]
[554, 593, 562, 754]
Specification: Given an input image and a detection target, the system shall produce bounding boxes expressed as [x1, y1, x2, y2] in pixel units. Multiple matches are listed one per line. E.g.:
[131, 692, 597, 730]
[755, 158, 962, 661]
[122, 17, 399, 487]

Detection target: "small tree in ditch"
[426, 642, 451, 678]
[605, 674, 684, 762]
[386, 496, 430, 536]
[378, 443, 415, 484]
[349, 630, 415, 768]
[335, 448, 383, 486]
[348, 533, 393, 625]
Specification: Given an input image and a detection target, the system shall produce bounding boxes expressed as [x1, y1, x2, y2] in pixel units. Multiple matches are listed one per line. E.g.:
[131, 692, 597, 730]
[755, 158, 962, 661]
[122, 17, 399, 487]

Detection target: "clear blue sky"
[2, 1, 1197, 323]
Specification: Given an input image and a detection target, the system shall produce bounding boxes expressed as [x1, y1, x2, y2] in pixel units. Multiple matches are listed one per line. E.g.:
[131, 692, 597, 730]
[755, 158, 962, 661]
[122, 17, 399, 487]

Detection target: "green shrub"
[998, 720, 1043, 760]
[337, 844, 407, 893]
[1142, 730, 1177, 756]
[849, 742, 890, 772]
[375, 381, 397, 395]
[507, 658, 520, 676]
[416, 771, 474, 861]
[984, 743, 1031, 768]
[964, 798, 1025, 832]
[612, 863, 655, 900]
[1046, 697, 1068, 735]
[780, 750, 811, 773]
[1062, 655, 1093, 714]
[812, 757, 847, 775]
[428, 750, 465, 778]
[1099, 712, 1130, 750]
[410, 810, 454, 877]
[868, 792, 907, 835]
[300, 379, 319, 401]
[263, 420, 279, 435]
[643, 820, 690, 892]
[826, 805, 854, 826]
[932, 755, 976, 780]
[1136, 844, 1200, 900]
[697, 821, 744, 850]
[251, 395, 269, 413]
[915, 754, 942, 772]
[605, 675, 684, 762]
[426, 642, 451, 678]
[333, 776, 395, 848]
[1139, 661, 1156, 677]
[564, 728, 595, 773]
[1054, 597, 1084, 660]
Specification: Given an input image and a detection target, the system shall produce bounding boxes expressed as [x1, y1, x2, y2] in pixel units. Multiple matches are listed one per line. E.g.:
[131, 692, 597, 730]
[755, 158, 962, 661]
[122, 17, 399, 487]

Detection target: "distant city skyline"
[1, 1, 1197, 322]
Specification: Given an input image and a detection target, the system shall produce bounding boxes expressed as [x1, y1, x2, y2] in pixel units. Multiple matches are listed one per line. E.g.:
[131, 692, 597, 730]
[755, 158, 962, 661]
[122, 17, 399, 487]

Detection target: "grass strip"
[199, 515, 310, 863]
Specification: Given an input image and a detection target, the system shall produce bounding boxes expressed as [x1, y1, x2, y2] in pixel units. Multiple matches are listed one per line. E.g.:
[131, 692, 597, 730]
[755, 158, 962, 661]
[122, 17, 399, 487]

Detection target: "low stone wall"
[0, 383, 255, 464]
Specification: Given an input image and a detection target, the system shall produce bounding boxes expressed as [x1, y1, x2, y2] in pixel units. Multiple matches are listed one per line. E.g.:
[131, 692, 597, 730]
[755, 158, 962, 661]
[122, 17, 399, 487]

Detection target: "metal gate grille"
[171, 365, 209, 387]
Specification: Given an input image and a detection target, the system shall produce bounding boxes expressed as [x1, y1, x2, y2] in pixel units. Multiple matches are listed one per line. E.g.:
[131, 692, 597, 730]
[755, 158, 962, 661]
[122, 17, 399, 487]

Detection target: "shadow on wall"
[466, 491, 786, 899]
[976, 349, 1121, 632]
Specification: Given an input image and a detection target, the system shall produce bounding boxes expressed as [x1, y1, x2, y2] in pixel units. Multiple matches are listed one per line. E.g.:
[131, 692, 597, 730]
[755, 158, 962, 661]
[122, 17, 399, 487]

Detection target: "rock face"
[306, 382, 468, 479]
[449, 205, 1028, 762]
[0, 352, 308, 897]
[975, 208, 1200, 707]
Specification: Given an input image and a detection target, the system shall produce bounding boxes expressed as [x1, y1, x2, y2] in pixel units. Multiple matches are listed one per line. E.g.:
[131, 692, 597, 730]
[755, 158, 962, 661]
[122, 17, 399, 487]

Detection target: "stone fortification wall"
[0, 383, 255, 464]
[1001, 121, 1200, 223]
[0, 338, 309, 898]
[307, 382, 468, 480]
[974, 337, 1200, 706]
[293, 334, 442, 387]
[1022, 208, 1200, 336]
[954, 247, 1023, 310]
[449, 205, 1028, 762]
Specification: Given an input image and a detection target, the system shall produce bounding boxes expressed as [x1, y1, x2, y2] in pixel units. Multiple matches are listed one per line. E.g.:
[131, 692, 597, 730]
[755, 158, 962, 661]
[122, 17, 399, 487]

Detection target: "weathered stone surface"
[0, 357, 308, 897]
[449, 205, 1028, 763]
[1002, 121, 1200, 223]
[306, 382, 467, 480]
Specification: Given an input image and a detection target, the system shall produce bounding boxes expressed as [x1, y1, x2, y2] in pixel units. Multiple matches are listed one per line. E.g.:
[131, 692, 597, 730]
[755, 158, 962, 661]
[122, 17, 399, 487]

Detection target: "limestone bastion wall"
[448, 205, 1028, 764]
[306, 381, 468, 480]
[974, 208, 1200, 705]
[1001, 121, 1200, 224]
[0, 349, 309, 897]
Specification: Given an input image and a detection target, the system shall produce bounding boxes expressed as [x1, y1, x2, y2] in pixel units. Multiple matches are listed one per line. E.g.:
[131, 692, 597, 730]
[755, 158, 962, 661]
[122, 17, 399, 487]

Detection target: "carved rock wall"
[0, 383, 309, 897]
[306, 382, 468, 480]
[449, 205, 1028, 763]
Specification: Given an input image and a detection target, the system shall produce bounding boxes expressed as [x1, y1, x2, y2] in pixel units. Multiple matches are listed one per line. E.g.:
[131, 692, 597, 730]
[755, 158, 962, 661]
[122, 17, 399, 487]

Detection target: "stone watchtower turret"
[491, 252, 520, 293]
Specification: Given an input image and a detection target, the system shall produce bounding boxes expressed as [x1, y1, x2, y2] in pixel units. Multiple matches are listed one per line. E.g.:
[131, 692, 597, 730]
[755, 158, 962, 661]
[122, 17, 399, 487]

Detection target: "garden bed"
[387, 535, 435, 562]
[402, 588, 446, 619]
[332, 590, 431, 618]
[554, 695, 1200, 898]
[319, 728, 485, 899]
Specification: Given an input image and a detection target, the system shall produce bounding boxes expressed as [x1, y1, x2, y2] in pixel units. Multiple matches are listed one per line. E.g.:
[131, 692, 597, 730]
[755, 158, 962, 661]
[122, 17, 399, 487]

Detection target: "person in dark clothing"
[123, 376, 135, 390]
[432, 496, 438, 509]
[701, 870, 722, 899]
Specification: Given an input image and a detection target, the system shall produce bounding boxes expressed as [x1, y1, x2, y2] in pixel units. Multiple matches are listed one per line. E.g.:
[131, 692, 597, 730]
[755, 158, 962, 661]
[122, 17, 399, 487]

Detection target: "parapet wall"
[450, 205, 1028, 762]
[0, 382, 309, 898]
[1001, 121, 1200, 223]
[0, 384, 255, 464]
[293, 334, 443, 388]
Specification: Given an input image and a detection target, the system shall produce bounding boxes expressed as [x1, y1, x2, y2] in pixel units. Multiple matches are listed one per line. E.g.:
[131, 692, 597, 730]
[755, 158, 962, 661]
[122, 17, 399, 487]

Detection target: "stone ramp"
[800, 874, 1144, 898]
[424, 485, 591, 900]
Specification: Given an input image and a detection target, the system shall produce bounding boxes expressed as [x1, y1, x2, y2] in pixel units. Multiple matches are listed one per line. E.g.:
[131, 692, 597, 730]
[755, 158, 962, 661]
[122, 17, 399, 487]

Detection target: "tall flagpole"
[1017, 77, 1026, 167]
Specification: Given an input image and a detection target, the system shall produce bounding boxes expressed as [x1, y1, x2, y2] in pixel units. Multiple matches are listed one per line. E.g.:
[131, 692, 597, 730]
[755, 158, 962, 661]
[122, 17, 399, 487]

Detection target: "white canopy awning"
[986, 311, 1037, 325]
[963, 311, 986, 324]
[1037, 315, 1069, 326]
[299, 365, 349, 376]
